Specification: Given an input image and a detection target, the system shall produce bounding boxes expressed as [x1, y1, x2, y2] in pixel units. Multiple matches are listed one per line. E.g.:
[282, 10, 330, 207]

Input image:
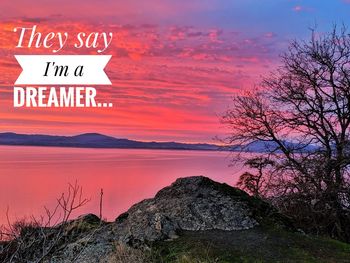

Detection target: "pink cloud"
[264, 32, 275, 38]
[293, 5, 303, 12]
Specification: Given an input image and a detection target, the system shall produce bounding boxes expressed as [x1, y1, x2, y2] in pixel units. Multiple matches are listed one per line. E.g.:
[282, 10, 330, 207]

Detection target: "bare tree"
[223, 25, 350, 241]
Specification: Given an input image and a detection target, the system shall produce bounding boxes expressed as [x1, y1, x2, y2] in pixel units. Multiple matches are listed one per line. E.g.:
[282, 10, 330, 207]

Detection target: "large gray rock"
[113, 176, 285, 244]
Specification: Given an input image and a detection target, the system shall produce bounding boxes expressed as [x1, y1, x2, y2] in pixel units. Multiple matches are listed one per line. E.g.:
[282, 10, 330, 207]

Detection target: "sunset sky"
[1, 0, 350, 143]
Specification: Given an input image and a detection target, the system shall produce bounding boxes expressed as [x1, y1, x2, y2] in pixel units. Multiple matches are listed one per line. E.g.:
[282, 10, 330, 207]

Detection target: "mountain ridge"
[0, 132, 222, 151]
[0, 132, 317, 152]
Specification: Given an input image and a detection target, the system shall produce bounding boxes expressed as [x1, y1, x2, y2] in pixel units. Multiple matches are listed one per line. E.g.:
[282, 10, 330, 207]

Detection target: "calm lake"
[0, 146, 245, 225]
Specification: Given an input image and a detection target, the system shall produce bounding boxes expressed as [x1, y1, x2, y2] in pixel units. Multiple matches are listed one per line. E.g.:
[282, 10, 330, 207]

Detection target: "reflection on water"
[0, 146, 246, 224]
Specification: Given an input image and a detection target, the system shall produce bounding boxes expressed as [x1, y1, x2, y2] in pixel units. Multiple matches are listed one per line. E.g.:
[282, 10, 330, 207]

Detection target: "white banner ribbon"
[15, 55, 112, 85]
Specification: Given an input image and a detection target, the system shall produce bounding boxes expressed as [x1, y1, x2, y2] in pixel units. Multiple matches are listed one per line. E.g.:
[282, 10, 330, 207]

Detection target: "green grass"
[149, 227, 350, 263]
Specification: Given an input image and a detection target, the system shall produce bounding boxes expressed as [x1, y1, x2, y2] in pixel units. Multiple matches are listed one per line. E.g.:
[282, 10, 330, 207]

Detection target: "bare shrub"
[236, 157, 275, 197]
[0, 181, 91, 262]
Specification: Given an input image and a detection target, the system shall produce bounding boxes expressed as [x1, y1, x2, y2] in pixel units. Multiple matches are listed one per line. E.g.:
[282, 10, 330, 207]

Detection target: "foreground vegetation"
[1, 177, 350, 262]
[107, 228, 350, 263]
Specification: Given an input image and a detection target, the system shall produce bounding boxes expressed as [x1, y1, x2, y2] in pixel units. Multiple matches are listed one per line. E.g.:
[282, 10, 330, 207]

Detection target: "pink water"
[0, 146, 245, 225]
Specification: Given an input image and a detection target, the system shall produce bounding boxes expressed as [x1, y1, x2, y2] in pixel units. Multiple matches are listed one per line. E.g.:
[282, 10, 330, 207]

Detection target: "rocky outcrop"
[1, 176, 292, 263]
[113, 176, 277, 244]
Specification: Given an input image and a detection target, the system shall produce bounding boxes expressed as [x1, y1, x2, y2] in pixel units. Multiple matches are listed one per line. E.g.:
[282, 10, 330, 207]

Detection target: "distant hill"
[234, 140, 318, 153]
[0, 132, 222, 151]
[0, 132, 317, 152]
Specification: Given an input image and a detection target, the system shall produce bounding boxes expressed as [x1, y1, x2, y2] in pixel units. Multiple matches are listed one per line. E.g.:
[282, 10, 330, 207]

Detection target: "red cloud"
[0, 19, 282, 142]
